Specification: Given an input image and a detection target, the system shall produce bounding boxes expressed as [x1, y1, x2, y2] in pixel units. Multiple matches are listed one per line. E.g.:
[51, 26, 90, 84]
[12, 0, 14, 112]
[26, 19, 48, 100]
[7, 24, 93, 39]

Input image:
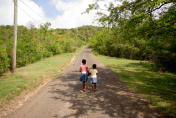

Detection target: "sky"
[0, 0, 115, 29]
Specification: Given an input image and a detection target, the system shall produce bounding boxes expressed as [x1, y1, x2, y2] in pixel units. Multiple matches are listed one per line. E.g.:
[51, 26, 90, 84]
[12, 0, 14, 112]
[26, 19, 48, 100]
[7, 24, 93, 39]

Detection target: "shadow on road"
[48, 66, 161, 118]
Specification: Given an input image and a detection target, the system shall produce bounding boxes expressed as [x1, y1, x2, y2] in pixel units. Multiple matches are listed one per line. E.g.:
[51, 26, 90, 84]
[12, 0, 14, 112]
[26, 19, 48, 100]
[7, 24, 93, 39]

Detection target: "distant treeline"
[0, 23, 102, 75]
[88, 1, 176, 72]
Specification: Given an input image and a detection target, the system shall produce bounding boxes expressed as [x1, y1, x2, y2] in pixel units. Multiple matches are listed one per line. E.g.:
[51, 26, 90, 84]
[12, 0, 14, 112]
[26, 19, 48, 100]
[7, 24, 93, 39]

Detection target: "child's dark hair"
[92, 64, 96, 69]
[82, 59, 86, 64]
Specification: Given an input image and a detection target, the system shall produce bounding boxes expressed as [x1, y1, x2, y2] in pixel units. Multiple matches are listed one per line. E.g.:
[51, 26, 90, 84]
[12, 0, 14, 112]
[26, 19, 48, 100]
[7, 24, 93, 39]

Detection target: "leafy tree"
[0, 24, 93, 75]
[85, 0, 176, 72]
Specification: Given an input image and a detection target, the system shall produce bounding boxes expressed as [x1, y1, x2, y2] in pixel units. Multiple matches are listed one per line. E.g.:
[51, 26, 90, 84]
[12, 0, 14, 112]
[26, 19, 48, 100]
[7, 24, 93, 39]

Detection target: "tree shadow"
[108, 63, 176, 118]
[48, 66, 163, 118]
[85, 51, 91, 53]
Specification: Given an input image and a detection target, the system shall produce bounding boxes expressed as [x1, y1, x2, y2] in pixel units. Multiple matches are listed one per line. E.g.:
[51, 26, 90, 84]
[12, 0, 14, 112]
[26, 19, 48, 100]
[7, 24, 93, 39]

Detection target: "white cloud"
[0, 0, 115, 29]
[50, 0, 98, 28]
[18, 0, 46, 27]
[0, 0, 14, 25]
[0, 0, 45, 27]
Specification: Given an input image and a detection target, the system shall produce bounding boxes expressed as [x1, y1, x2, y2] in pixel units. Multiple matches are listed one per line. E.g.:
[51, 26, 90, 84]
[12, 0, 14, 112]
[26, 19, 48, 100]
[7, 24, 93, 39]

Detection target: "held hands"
[87, 71, 90, 76]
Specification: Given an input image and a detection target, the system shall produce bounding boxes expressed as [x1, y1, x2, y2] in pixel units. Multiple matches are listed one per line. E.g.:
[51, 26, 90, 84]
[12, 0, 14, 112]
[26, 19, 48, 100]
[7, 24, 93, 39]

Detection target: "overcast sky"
[0, 0, 115, 29]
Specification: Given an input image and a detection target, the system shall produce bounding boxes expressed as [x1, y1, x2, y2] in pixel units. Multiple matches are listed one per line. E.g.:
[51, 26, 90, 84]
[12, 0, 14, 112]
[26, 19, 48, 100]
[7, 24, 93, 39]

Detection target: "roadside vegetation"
[0, 48, 82, 107]
[0, 0, 175, 116]
[86, 1, 176, 115]
[86, 0, 176, 73]
[0, 21, 102, 109]
[95, 55, 176, 116]
[0, 24, 102, 75]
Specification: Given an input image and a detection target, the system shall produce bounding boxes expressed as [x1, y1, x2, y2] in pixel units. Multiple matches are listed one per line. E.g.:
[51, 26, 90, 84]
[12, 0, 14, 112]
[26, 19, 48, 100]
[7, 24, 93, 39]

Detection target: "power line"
[12, 0, 79, 29]
[36, 0, 59, 19]
[11, 0, 58, 29]
[36, 0, 69, 28]
[11, 0, 40, 25]
[19, 0, 47, 23]
[32, 0, 65, 28]
[18, 5, 41, 26]
[28, 0, 78, 29]
[19, 0, 57, 29]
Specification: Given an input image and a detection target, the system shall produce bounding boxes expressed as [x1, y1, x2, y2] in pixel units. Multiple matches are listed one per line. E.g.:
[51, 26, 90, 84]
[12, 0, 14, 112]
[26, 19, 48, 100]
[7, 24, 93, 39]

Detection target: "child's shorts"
[90, 77, 97, 83]
[80, 73, 88, 81]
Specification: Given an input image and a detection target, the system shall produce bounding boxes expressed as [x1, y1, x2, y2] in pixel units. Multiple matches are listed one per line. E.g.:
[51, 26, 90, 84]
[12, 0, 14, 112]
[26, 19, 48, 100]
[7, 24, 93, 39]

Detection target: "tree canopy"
[0, 24, 102, 75]
[86, 0, 176, 72]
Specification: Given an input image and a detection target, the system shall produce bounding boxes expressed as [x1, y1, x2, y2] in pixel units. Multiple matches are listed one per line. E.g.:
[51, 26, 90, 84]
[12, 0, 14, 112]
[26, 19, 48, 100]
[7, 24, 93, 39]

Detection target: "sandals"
[83, 89, 96, 92]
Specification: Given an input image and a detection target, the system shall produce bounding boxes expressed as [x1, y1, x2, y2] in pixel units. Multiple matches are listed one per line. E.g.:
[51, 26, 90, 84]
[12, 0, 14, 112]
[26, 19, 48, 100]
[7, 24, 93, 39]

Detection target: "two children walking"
[79, 59, 98, 92]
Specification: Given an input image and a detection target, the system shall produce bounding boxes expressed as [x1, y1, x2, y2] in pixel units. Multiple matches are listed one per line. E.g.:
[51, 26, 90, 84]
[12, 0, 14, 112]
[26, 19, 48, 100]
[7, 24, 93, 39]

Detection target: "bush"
[0, 24, 84, 75]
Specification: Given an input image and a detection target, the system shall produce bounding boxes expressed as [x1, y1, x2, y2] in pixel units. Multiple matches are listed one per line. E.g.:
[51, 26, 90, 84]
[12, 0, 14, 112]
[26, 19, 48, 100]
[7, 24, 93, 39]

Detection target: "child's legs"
[92, 83, 94, 89]
[82, 81, 85, 89]
[84, 81, 87, 90]
[94, 83, 96, 89]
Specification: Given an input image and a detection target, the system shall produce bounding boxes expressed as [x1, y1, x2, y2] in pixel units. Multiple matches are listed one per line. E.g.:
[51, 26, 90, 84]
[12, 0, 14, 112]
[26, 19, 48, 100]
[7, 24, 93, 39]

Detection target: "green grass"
[0, 47, 82, 107]
[95, 55, 176, 116]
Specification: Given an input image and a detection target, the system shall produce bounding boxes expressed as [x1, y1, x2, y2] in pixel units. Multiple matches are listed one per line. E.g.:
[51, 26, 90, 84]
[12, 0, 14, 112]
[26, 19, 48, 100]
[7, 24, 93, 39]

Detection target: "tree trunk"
[130, 43, 135, 59]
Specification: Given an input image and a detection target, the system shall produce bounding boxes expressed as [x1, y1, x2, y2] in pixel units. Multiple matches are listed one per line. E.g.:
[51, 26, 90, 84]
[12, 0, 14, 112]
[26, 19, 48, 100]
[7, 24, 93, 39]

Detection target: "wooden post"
[12, 0, 17, 73]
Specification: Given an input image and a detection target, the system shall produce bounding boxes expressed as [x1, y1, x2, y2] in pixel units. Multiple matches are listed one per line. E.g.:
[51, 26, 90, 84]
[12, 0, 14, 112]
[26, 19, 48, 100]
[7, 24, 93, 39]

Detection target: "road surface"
[6, 46, 162, 118]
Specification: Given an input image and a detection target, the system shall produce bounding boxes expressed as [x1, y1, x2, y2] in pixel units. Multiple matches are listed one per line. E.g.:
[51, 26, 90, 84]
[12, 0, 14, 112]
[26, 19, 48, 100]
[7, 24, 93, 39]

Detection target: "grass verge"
[95, 55, 176, 116]
[0, 47, 82, 107]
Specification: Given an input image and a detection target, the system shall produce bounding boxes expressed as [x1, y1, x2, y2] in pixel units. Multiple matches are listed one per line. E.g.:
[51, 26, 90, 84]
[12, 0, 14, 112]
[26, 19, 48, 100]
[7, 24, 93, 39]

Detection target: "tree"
[85, 0, 176, 72]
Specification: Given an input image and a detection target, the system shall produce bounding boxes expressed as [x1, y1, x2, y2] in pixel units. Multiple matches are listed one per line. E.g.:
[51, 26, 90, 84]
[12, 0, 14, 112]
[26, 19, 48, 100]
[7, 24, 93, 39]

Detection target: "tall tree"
[85, 0, 176, 72]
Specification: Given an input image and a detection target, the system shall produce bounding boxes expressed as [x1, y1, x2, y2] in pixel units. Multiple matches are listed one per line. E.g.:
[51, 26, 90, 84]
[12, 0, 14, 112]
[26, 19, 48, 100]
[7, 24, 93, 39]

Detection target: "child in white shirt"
[89, 64, 98, 91]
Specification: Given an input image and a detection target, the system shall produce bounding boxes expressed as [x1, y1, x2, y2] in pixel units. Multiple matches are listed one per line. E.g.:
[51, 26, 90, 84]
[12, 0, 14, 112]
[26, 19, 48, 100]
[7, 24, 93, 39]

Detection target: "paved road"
[6, 46, 161, 118]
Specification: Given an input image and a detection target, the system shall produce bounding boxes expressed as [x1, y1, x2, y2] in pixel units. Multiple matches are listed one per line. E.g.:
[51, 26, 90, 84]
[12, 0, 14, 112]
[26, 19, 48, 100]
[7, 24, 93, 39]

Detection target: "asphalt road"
[6, 46, 162, 118]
